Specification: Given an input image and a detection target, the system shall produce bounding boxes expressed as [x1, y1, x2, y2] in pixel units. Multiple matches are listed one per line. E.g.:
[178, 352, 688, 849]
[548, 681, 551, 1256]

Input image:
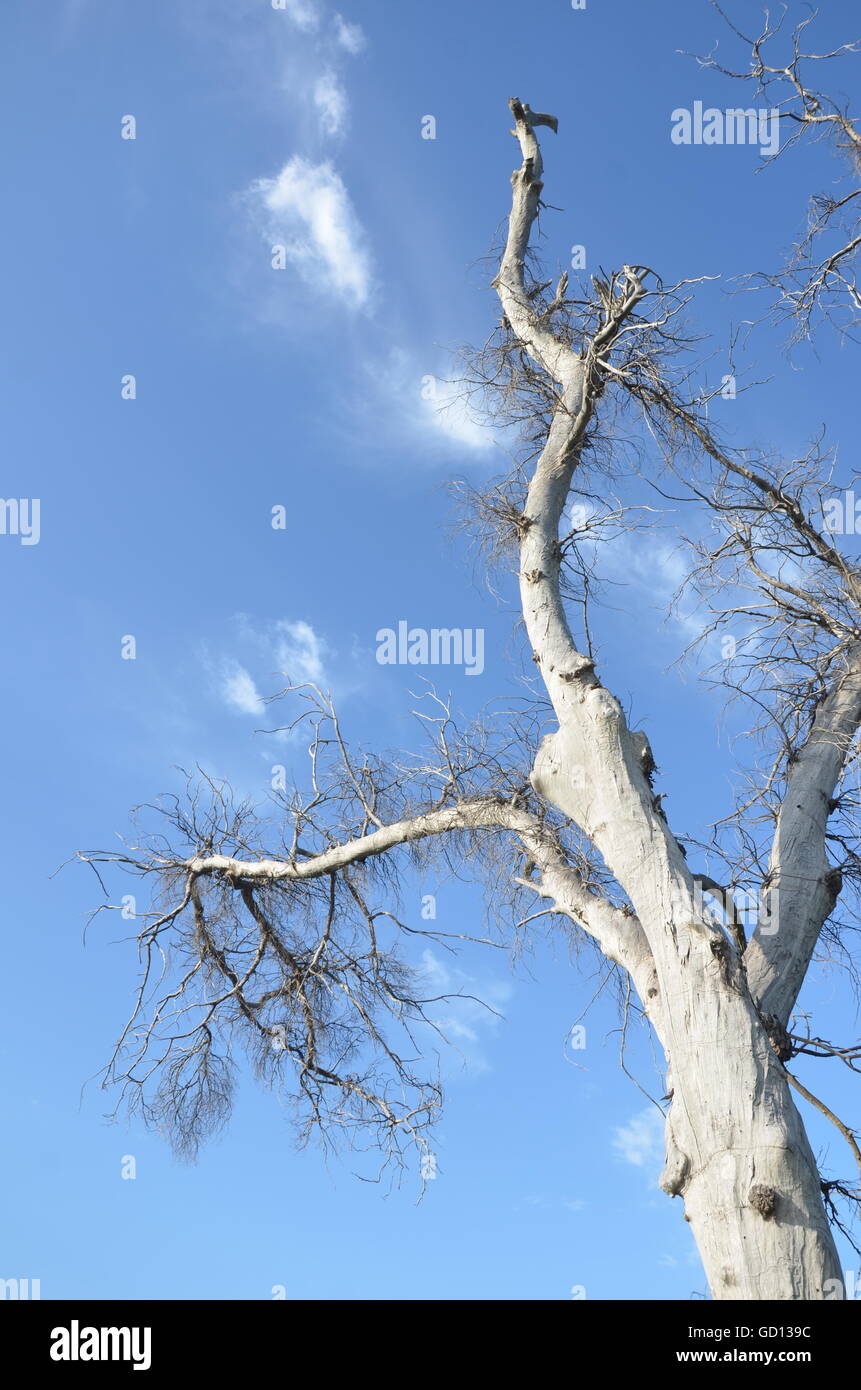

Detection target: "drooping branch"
[82, 683, 658, 1167]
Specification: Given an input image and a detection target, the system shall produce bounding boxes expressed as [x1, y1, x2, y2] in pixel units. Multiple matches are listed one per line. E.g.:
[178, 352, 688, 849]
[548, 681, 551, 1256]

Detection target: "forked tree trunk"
[494, 96, 848, 1300]
[533, 701, 843, 1298]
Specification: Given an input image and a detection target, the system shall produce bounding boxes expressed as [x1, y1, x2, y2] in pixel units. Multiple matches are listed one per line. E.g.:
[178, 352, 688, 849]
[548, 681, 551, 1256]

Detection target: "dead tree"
[83, 57, 861, 1299]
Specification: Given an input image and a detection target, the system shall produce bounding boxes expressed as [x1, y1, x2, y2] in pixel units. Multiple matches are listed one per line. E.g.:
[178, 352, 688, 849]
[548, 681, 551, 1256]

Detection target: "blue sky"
[1, 0, 860, 1300]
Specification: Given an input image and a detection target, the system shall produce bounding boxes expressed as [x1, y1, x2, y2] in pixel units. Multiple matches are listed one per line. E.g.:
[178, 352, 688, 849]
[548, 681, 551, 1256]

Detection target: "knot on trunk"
[630, 730, 657, 787]
[761, 1012, 794, 1062]
[659, 1133, 690, 1198]
[748, 1183, 778, 1219]
[558, 656, 596, 682]
[823, 865, 843, 907]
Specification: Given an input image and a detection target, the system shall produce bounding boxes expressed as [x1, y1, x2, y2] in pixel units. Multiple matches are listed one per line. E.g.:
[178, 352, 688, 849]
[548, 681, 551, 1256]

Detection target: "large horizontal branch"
[181, 794, 657, 1004]
[184, 800, 525, 882]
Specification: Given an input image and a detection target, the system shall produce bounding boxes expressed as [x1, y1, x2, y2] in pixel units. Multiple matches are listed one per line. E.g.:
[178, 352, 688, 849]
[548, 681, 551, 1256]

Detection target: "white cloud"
[360, 351, 497, 458]
[594, 532, 706, 644]
[417, 949, 513, 1075]
[612, 1106, 665, 1170]
[273, 619, 327, 683]
[334, 13, 365, 53]
[214, 619, 331, 725]
[420, 376, 496, 452]
[313, 71, 348, 136]
[277, 0, 320, 31]
[221, 662, 265, 716]
[250, 157, 372, 309]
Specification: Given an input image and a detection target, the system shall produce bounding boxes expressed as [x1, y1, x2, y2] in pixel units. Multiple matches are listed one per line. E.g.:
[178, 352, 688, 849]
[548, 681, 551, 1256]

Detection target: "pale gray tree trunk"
[498, 100, 846, 1299]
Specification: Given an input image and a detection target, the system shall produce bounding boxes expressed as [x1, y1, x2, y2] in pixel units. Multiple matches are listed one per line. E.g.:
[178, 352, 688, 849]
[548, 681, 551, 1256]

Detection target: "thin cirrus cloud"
[272, 618, 327, 683]
[592, 531, 707, 646]
[242, 6, 493, 462]
[313, 71, 348, 137]
[248, 156, 373, 310]
[334, 13, 366, 53]
[273, 3, 365, 135]
[416, 949, 513, 1076]
[277, 0, 367, 54]
[222, 661, 265, 716]
[611, 1106, 665, 1171]
[277, 0, 321, 31]
[420, 375, 496, 452]
[218, 618, 330, 719]
[280, 3, 366, 53]
[363, 350, 497, 456]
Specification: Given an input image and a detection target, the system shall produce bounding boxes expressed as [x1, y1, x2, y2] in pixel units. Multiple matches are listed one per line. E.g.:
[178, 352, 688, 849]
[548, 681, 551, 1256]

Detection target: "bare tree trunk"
[662, 997, 841, 1299]
[500, 98, 845, 1299]
[531, 649, 843, 1297]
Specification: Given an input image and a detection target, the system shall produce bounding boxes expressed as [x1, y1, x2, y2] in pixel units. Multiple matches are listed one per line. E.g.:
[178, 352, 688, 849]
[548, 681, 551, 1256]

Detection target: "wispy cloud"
[417, 949, 513, 1075]
[420, 375, 496, 452]
[593, 531, 707, 645]
[334, 13, 365, 53]
[221, 661, 265, 716]
[612, 1106, 665, 1170]
[277, 0, 320, 31]
[212, 617, 332, 723]
[313, 71, 348, 136]
[272, 619, 327, 683]
[354, 350, 498, 459]
[248, 157, 373, 309]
